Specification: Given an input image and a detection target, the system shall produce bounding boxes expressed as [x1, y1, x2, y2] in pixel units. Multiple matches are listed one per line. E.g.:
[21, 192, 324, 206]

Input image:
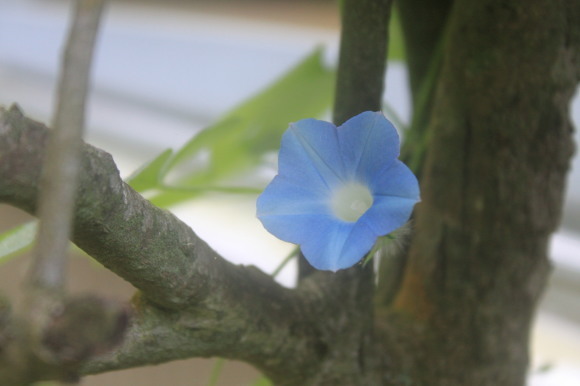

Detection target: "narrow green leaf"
[168, 49, 333, 170]
[125, 148, 173, 192]
[250, 376, 273, 386]
[150, 49, 335, 207]
[0, 221, 37, 264]
[207, 358, 226, 386]
[388, 8, 405, 61]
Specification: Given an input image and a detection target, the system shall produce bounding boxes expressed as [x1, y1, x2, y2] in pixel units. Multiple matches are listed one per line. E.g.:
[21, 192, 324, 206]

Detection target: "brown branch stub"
[0, 292, 129, 385]
[42, 296, 130, 365]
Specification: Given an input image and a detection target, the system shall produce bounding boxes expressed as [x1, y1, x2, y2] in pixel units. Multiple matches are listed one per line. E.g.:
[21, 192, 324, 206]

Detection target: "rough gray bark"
[389, 0, 579, 384]
[0, 105, 381, 384]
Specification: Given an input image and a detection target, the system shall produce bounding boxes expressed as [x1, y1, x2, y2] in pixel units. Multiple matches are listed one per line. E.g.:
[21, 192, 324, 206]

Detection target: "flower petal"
[258, 212, 336, 250]
[257, 174, 330, 217]
[360, 195, 418, 237]
[279, 119, 345, 189]
[360, 160, 420, 236]
[370, 160, 421, 200]
[259, 206, 376, 271]
[337, 111, 400, 182]
[300, 220, 376, 271]
[331, 221, 378, 270]
[256, 111, 420, 272]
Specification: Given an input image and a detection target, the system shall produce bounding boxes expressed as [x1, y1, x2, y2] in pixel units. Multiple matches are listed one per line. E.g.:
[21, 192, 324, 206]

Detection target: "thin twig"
[28, 0, 105, 292]
[271, 247, 299, 278]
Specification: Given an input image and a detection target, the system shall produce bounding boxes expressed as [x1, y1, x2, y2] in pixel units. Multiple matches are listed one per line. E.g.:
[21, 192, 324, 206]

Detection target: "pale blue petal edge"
[258, 208, 377, 271]
[370, 160, 421, 200]
[360, 159, 420, 237]
[257, 174, 330, 217]
[361, 195, 417, 237]
[258, 213, 336, 252]
[300, 220, 377, 271]
[337, 111, 400, 182]
[278, 119, 345, 190]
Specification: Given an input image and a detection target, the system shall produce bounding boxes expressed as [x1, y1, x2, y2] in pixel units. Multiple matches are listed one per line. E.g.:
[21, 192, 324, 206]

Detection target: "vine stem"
[333, 0, 392, 125]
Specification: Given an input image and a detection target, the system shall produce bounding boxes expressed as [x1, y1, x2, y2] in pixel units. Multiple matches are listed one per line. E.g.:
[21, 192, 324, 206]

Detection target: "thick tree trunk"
[388, 0, 579, 385]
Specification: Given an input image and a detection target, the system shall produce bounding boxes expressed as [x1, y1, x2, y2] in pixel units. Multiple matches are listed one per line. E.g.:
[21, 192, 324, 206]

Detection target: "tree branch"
[28, 0, 105, 294]
[333, 0, 392, 125]
[0, 105, 378, 383]
[0, 105, 280, 310]
[0, 3, 132, 384]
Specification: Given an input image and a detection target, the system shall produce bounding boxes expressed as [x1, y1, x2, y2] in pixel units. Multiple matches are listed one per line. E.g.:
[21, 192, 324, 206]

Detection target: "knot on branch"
[0, 293, 130, 384]
[41, 295, 131, 366]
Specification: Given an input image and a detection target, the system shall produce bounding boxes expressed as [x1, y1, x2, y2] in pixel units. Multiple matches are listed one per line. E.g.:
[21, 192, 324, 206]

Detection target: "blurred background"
[1, 0, 579, 384]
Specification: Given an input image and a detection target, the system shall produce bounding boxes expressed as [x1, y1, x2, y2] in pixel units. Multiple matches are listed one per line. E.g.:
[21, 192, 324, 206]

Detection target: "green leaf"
[250, 376, 273, 386]
[149, 49, 335, 207]
[0, 221, 37, 264]
[362, 233, 398, 268]
[125, 148, 173, 192]
[388, 8, 406, 61]
[207, 358, 226, 386]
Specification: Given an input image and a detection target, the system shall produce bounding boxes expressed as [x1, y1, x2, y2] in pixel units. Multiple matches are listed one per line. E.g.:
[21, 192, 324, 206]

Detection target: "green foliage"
[251, 376, 273, 386]
[362, 233, 396, 267]
[127, 49, 335, 207]
[125, 149, 173, 193]
[400, 29, 445, 175]
[0, 221, 37, 265]
[125, 17, 407, 207]
[1, 11, 407, 268]
[388, 8, 405, 61]
[207, 358, 226, 386]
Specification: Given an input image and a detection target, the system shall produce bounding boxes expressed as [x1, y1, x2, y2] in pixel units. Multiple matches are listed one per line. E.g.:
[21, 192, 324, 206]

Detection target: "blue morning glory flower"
[256, 111, 420, 272]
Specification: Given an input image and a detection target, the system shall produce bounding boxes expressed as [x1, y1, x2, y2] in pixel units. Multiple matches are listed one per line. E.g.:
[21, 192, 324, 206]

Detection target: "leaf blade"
[150, 49, 335, 207]
[0, 221, 38, 264]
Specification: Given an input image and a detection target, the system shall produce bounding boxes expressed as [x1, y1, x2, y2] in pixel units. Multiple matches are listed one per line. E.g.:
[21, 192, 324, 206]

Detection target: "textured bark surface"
[390, 0, 579, 384]
[0, 106, 379, 384]
[333, 0, 392, 124]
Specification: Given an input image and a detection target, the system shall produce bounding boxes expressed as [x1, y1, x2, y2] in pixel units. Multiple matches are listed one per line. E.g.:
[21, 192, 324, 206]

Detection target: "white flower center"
[330, 182, 374, 222]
